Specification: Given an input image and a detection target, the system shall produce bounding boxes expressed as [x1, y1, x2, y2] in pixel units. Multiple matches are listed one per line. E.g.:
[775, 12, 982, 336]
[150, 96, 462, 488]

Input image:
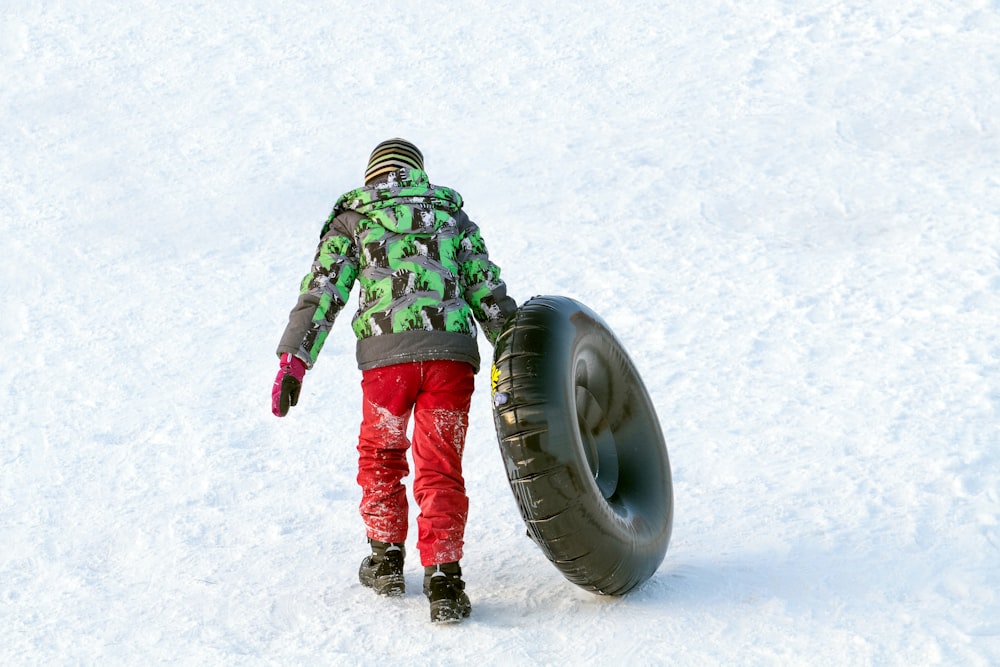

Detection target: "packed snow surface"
[2, 1, 999, 665]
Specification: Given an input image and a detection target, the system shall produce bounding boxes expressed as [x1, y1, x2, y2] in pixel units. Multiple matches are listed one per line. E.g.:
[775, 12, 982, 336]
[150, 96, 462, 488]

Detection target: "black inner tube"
[492, 295, 673, 595]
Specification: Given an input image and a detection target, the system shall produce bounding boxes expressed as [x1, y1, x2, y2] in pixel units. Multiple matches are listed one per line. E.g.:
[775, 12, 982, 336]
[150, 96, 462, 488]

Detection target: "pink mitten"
[272, 353, 307, 417]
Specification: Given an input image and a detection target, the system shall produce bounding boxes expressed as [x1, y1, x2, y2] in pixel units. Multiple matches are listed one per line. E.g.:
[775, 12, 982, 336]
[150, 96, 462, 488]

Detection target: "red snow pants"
[356, 360, 475, 567]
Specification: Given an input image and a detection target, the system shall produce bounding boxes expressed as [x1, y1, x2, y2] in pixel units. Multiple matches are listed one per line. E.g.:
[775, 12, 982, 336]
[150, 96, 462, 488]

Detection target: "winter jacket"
[276, 168, 517, 373]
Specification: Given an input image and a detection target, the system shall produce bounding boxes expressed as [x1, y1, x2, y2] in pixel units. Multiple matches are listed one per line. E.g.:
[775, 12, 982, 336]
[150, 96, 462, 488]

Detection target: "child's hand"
[272, 353, 307, 417]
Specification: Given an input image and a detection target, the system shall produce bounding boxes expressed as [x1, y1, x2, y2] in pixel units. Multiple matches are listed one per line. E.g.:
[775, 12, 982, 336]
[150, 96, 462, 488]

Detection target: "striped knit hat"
[364, 138, 424, 183]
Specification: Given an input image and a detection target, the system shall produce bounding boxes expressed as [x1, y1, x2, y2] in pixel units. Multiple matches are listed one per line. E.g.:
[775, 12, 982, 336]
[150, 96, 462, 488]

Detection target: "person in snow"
[271, 138, 517, 623]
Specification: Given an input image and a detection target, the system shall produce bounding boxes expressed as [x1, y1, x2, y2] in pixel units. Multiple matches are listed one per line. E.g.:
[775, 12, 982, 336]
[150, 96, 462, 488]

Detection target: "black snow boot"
[423, 562, 471, 623]
[359, 539, 406, 596]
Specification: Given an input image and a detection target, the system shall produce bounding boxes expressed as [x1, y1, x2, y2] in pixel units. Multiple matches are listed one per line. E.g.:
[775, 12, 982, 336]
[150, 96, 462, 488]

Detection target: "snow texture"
[2, 1, 999, 665]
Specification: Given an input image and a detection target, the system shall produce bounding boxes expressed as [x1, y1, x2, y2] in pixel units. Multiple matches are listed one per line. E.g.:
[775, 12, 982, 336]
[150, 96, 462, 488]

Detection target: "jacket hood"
[331, 168, 463, 234]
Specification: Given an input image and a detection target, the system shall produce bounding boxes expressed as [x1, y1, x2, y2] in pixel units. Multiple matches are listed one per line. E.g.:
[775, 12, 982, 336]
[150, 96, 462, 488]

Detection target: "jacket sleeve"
[456, 212, 518, 344]
[275, 213, 359, 367]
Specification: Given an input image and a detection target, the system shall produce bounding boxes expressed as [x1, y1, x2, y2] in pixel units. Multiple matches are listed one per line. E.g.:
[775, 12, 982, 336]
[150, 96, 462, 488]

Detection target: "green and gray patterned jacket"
[276, 168, 517, 373]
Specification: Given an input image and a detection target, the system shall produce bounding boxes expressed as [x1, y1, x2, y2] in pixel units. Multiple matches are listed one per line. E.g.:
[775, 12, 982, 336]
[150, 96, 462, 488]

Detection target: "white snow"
[3, 1, 999, 664]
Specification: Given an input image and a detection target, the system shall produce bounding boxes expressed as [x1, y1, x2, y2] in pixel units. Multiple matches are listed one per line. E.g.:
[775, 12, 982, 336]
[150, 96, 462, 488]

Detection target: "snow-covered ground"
[3, 1, 999, 664]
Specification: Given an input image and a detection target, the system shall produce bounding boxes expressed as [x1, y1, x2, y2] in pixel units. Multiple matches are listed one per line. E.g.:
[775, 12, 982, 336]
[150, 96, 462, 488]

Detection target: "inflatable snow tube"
[490, 295, 673, 595]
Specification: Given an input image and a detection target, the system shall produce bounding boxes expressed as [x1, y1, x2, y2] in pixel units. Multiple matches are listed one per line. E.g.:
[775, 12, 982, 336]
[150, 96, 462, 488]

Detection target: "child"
[271, 138, 517, 623]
